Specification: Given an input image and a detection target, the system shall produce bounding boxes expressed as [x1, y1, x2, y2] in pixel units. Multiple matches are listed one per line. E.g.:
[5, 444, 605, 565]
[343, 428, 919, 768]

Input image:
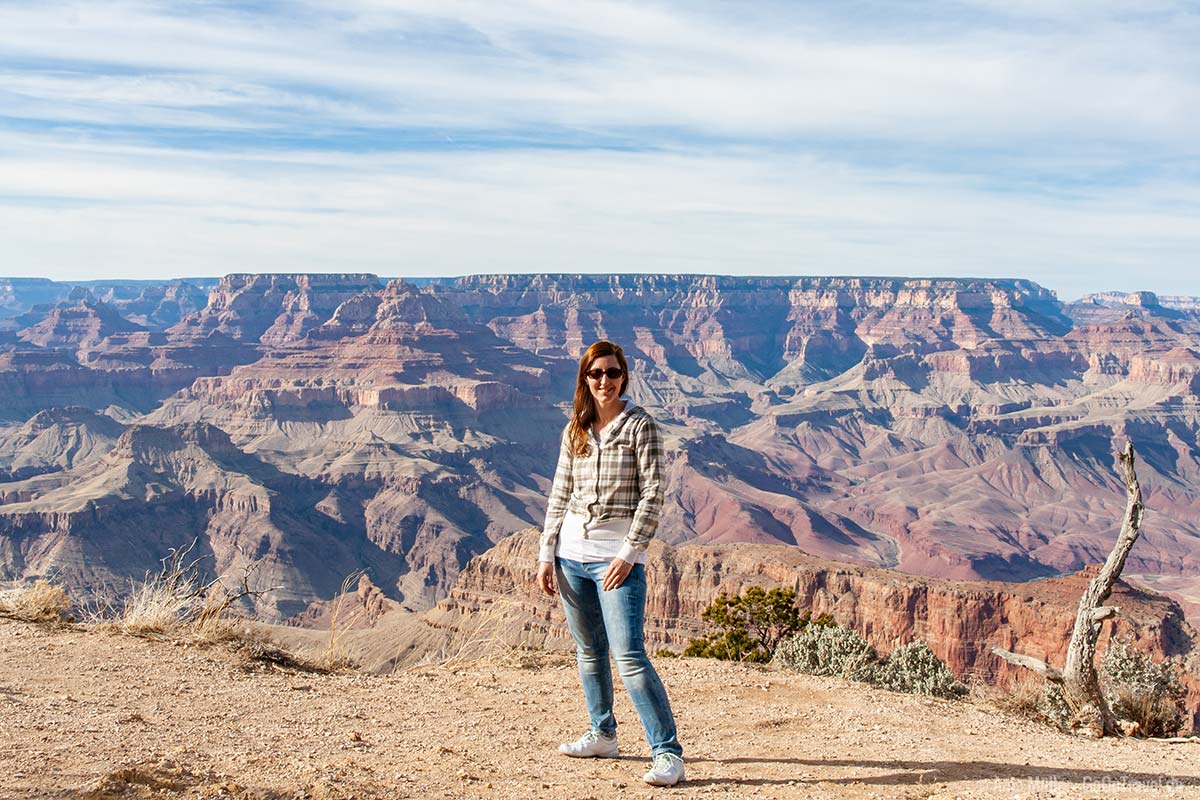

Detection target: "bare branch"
[991, 647, 1063, 682]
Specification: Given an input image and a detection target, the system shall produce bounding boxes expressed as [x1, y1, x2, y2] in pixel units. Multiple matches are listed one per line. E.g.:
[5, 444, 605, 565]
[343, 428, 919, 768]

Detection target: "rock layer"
[1, 273, 1199, 636]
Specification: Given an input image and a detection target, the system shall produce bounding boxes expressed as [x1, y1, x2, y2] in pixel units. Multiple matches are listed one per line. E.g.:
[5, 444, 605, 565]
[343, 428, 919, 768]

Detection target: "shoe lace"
[653, 753, 677, 771]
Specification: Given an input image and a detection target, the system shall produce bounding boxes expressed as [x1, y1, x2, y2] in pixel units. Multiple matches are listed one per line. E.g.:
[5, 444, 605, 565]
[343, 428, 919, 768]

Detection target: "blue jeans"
[555, 557, 682, 757]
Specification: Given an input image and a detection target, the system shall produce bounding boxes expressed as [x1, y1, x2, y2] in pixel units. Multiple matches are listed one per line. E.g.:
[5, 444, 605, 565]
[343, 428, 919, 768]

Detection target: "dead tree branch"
[158, 539, 281, 626]
[992, 440, 1144, 737]
[992, 649, 1063, 682]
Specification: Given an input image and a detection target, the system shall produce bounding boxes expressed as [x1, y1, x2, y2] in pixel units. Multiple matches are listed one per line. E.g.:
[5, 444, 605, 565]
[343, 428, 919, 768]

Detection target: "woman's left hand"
[601, 558, 633, 591]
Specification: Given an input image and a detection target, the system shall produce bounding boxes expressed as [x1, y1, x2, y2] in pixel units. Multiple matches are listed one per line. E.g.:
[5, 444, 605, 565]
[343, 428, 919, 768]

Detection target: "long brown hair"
[568, 340, 630, 457]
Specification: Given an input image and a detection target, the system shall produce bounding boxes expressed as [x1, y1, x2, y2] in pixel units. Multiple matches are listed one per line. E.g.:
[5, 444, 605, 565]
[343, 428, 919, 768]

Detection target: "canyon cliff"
[343, 528, 1199, 730]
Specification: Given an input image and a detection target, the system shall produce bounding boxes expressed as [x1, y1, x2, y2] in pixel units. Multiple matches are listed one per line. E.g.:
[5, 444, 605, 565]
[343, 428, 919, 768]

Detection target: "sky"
[1, 1, 1198, 300]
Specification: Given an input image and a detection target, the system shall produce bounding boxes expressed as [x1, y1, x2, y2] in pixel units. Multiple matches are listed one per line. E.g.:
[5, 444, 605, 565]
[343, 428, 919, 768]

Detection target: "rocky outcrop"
[0, 278, 64, 320]
[0, 278, 222, 328]
[0, 421, 416, 621]
[286, 573, 401, 629]
[113, 281, 211, 328]
[401, 529, 1200, 728]
[451, 274, 1069, 379]
[170, 273, 381, 344]
[0, 275, 389, 419]
[0, 407, 125, 481]
[18, 298, 146, 351]
[1128, 348, 1200, 393]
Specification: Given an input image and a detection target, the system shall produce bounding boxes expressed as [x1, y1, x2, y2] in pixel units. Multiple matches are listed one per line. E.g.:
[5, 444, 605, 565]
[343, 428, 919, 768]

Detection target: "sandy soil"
[1, 618, 1198, 800]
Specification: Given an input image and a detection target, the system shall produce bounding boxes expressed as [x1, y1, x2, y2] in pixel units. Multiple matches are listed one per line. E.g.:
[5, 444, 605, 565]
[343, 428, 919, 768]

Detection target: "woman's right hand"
[537, 561, 557, 596]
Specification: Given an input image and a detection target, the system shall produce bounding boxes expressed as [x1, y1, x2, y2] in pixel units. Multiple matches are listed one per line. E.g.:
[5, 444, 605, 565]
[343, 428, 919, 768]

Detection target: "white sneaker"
[643, 752, 685, 786]
[558, 730, 619, 758]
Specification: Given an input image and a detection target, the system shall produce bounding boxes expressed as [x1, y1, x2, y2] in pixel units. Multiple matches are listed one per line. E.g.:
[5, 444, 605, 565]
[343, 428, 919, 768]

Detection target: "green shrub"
[1038, 682, 1072, 730]
[683, 587, 808, 663]
[772, 622, 879, 682]
[687, 587, 967, 702]
[1102, 638, 1187, 737]
[774, 626, 966, 702]
[876, 640, 967, 699]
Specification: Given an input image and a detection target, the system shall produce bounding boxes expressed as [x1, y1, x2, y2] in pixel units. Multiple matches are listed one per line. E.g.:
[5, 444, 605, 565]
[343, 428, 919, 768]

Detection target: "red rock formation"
[18, 298, 145, 351]
[1128, 348, 1200, 394]
[169, 273, 380, 343]
[406, 529, 1200, 728]
[287, 573, 400, 629]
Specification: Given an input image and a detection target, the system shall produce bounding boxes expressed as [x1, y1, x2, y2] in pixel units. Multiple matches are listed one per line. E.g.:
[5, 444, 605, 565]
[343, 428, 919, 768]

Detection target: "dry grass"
[1110, 684, 1187, 738]
[72, 542, 335, 673]
[97, 541, 259, 642]
[110, 576, 203, 637]
[320, 572, 364, 672]
[100, 583, 337, 674]
[0, 579, 73, 624]
[410, 595, 529, 670]
[983, 675, 1048, 720]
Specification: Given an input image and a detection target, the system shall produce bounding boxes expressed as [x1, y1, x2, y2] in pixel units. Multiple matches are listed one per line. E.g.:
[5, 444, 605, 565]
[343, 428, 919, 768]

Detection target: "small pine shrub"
[1102, 638, 1187, 737]
[772, 622, 879, 682]
[684, 587, 807, 662]
[685, 627, 768, 662]
[876, 640, 967, 699]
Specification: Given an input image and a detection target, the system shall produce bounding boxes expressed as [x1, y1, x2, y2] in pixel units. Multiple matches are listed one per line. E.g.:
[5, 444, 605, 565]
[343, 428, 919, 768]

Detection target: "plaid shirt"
[539, 405, 664, 563]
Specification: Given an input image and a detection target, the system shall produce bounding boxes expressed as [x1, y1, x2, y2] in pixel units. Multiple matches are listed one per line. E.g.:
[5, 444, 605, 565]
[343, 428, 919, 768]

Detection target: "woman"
[536, 340, 685, 787]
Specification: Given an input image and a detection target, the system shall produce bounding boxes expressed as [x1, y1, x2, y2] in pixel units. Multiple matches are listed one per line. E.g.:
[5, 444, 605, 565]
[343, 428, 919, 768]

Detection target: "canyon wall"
[0, 274, 1198, 636]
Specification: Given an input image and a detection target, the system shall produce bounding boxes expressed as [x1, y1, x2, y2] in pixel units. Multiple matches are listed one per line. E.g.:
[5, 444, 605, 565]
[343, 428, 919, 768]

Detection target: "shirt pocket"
[611, 441, 638, 480]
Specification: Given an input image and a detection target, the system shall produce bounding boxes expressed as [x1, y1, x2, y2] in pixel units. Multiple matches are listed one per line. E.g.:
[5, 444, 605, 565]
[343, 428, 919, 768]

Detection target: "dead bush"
[0, 579, 73, 624]
[104, 540, 271, 642]
[988, 678, 1038, 717]
[87, 541, 331, 671]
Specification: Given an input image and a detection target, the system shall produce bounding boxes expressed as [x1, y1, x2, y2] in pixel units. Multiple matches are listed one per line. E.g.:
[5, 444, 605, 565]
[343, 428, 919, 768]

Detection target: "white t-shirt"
[556, 510, 647, 565]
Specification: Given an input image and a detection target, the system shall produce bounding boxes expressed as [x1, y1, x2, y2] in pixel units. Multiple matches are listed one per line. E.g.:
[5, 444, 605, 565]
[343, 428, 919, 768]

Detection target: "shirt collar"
[593, 403, 637, 443]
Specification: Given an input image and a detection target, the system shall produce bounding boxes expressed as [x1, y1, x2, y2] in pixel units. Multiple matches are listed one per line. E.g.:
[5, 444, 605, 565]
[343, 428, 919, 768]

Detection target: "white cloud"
[2, 128, 1198, 299]
[1, 1, 1197, 143]
[0, 1, 1198, 297]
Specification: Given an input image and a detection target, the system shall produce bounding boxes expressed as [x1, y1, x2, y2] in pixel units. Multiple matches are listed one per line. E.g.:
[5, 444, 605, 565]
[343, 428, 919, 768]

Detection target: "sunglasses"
[584, 367, 625, 381]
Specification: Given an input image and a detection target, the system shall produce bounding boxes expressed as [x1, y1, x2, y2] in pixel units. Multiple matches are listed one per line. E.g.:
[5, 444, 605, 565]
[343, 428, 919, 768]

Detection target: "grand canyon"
[1, 273, 1198, 709]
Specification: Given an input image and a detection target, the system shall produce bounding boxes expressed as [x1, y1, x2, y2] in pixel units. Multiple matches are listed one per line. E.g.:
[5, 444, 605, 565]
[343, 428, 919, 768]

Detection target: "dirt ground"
[1, 618, 1198, 800]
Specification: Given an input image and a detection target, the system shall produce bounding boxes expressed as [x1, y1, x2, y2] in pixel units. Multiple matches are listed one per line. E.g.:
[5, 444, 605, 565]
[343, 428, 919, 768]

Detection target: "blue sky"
[1, 1, 1198, 300]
